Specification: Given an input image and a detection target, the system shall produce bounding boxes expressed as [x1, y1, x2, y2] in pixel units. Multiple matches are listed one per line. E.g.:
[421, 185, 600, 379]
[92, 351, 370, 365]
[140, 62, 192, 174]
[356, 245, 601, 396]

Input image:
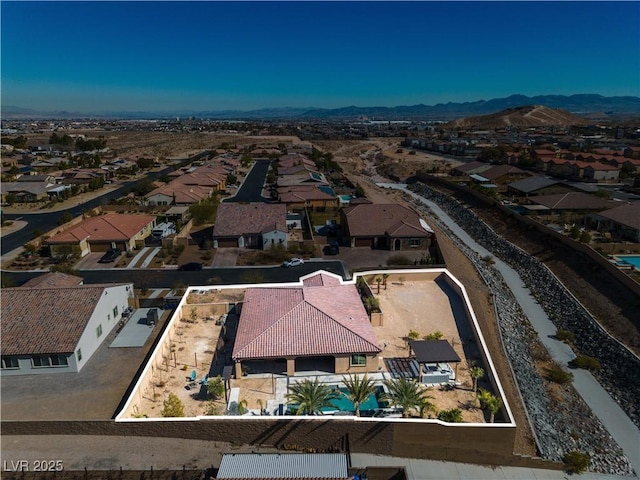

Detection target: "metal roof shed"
[216, 453, 349, 479]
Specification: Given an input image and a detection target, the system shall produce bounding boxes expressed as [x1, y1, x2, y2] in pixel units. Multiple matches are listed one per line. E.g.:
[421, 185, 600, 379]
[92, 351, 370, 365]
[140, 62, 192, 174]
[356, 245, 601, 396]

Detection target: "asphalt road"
[1, 151, 211, 255]
[1, 260, 349, 288]
[222, 159, 272, 203]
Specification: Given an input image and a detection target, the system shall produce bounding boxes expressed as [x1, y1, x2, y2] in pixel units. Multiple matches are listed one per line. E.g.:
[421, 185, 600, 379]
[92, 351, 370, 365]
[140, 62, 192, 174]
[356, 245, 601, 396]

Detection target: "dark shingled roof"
[409, 340, 461, 363]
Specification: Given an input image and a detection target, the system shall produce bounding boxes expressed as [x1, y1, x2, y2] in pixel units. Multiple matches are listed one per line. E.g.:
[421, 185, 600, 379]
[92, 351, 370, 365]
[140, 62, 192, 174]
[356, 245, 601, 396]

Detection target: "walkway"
[381, 183, 639, 475]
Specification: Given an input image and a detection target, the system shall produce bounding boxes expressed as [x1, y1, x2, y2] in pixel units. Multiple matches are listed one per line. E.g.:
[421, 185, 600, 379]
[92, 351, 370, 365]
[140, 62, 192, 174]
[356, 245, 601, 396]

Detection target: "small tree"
[375, 276, 382, 293]
[382, 273, 389, 290]
[484, 393, 502, 423]
[407, 330, 420, 341]
[206, 376, 224, 400]
[469, 367, 485, 394]
[161, 393, 185, 417]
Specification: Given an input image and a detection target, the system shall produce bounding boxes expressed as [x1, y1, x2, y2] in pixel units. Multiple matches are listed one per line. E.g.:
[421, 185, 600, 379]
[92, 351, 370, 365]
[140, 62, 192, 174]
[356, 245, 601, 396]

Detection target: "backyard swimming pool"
[615, 255, 640, 268]
[287, 385, 387, 415]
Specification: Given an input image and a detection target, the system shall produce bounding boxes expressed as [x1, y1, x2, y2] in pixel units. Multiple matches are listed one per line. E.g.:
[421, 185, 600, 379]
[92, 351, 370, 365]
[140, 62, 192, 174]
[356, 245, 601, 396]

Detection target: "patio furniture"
[187, 370, 197, 382]
[199, 374, 210, 385]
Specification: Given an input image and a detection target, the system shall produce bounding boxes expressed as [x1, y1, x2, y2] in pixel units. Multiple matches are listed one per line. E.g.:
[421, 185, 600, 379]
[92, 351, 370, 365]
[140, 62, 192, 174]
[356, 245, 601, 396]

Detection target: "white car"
[282, 258, 304, 268]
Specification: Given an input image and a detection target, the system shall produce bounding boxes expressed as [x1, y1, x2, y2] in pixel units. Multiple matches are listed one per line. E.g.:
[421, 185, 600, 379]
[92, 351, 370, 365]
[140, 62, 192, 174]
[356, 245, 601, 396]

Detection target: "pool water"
[616, 255, 640, 268]
[322, 386, 386, 413]
[288, 385, 387, 415]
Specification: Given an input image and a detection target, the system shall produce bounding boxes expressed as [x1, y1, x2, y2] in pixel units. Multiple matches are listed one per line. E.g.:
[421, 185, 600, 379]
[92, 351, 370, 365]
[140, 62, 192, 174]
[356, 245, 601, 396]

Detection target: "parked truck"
[151, 222, 176, 241]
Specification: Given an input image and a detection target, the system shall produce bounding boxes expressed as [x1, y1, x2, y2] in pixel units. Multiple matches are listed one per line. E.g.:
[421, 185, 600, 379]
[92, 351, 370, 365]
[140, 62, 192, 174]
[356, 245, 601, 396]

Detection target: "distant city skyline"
[2, 1, 639, 113]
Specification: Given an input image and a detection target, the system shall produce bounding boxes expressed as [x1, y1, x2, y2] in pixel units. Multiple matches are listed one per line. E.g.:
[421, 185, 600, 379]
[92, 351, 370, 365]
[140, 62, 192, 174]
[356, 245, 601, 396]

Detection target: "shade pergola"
[408, 340, 461, 382]
[409, 340, 461, 364]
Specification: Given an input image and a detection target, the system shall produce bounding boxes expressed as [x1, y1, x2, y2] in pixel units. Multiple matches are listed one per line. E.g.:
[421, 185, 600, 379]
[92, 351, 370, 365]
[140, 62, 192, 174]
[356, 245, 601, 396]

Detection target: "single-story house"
[1, 281, 134, 375]
[506, 176, 572, 198]
[341, 203, 434, 250]
[526, 192, 616, 214]
[588, 202, 640, 242]
[145, 184, 213, 206]
[232, 271, 382, 377]
[1, 181, 56, 202]
[277, 185, 339, 209]
[213, 203, 288, 249]
[46, 213, 156, 257]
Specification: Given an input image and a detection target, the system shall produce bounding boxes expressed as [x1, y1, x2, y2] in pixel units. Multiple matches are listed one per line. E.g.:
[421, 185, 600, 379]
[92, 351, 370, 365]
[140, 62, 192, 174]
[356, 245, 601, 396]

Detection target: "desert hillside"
[447, 105, 587, 128]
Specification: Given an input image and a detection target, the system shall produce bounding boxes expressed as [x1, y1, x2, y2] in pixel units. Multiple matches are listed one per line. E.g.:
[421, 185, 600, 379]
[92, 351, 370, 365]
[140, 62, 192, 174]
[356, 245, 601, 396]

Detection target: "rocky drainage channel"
[407, 182, 636, 476]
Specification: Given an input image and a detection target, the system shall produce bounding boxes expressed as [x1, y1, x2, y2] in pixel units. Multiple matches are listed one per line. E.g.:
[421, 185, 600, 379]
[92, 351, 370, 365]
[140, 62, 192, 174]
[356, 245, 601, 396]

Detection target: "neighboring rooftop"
[343, 203, 432, 237]
[214, 203, 287, 237]
[21, 271, 83, 288]
[46, 213, 156, 243]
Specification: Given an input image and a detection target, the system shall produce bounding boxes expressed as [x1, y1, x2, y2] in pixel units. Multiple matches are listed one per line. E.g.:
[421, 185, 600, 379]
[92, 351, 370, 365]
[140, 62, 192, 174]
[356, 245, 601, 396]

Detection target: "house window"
[350, 354, 367, 366]
[77, 349, 82, 362]
[96, 324, 103, 338]
[410, 238, 421, 247]
[113, 306, 118, 318]
[32, 355, 68, 368]
[32, 355, 49, 367]
[50, 355, 69, 367]
[1, 356, 19, 369]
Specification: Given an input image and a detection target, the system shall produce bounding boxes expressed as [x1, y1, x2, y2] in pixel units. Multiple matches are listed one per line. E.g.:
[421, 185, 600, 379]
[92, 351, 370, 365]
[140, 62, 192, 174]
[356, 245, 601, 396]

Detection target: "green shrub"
[423, 331, 443, 341]
[563, 450, 590, 474]
[544, 365, 574, 384]
[569, 355, 601, 371]
[437, 408, 463, 423]
[555, 328, 575, 343]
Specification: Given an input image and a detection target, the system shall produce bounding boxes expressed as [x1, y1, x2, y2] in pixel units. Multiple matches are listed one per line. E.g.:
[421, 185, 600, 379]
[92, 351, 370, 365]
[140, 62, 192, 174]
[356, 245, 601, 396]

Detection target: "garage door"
[354, 237, 372, 248]
[217, 238, 239, 248]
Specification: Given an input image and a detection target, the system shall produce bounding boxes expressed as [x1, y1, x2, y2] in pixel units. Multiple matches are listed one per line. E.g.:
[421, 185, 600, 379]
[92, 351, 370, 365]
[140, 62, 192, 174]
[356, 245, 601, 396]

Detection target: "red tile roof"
[1, 285, 114, 355]
[46, 214, 156, 243]
[232, 274, 381, 360]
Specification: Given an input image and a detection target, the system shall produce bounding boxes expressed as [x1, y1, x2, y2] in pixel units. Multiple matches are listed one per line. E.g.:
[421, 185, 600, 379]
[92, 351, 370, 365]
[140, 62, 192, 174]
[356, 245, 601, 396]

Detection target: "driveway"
[213, 248, 239, 266]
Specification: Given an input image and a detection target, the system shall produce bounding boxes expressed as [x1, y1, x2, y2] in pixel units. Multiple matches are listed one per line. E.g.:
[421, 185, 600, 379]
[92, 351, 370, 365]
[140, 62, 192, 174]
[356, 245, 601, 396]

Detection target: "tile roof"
[479, 165, 529, 181]
[507, 176, 559, 193]
[1, 285, 108, 355]
[596, 202, 640, 230]
[343, 204, 431, 238]
[531, 192, 616, 210]
[214, 204, 287, 237]
[21, 272, 83, 288]
[232, 274, 381, 360]
[46, 214, 156, 243]
[146, 184, 212, 204]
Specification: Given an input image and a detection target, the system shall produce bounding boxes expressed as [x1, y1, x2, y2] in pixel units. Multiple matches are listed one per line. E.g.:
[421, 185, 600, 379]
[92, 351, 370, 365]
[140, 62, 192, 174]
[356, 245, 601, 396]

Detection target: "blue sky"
[2, 1, 639, 112]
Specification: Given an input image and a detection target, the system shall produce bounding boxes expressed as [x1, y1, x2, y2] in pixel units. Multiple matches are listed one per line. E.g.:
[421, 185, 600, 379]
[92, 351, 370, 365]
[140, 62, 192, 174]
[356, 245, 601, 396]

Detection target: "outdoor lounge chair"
[187, 370, 196, 382]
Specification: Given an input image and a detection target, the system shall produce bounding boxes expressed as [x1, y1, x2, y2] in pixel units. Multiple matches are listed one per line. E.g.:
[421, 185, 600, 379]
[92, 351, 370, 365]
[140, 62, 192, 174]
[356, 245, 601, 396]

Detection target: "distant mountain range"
[446, 105, 588, 129]
[3, 94, 640, 121]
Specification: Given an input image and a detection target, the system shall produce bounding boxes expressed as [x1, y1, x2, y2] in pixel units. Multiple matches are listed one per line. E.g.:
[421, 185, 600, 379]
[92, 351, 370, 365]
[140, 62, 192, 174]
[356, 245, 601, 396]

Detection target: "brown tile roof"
[596, 202, 640, 230]
[277, 185, 336, 203]
[1, 285, 108, 355]
[232, 273, 380, 360]
[46, 214, 156, 243]
[146, 184, 212, 204]
[480, 165, 529, 181]
[22, 272, 83, 288]
[531, 192, 616, 210]
[343, 204, 431, 237]
[214, 203, 287, 237]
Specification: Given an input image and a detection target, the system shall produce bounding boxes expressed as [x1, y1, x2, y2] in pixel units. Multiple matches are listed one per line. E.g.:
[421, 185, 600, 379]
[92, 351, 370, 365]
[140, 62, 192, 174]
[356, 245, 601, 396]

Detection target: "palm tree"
[342, 373, 377, 417]
[383, 377, 428, 418]
[375, 276, 382, 293]
[485, 393, 503, 423]
[286, 377, 338, 415]
[417, 393, 436, 418]
[382, 273, 390, 290]
[477, 388, 492, 409]
[469, 367, 485, 394]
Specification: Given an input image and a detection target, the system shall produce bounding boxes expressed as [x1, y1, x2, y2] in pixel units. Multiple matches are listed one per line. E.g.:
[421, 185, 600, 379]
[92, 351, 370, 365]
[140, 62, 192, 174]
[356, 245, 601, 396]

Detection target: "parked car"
[178, 262, 203, 271]
[327, 240, 340, 255]
[282, 258, 304, 268]
[98, 248, 122, 263]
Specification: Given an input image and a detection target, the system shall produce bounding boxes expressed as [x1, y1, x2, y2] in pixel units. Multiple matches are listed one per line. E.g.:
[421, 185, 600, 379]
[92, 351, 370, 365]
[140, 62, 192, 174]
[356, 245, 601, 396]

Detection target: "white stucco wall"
[262, 230, 287, 250]
[74, 283, 134, 372]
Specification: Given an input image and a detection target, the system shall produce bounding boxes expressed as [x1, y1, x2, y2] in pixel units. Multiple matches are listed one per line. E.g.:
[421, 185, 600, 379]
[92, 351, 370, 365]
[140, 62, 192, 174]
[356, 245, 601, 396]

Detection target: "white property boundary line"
[115, 268, 515, 428]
